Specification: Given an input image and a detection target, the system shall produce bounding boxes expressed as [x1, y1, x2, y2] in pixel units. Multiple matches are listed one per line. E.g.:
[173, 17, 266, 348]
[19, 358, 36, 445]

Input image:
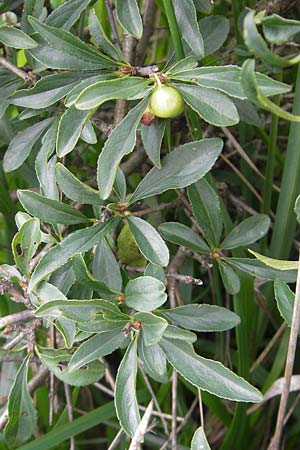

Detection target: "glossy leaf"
[191, 427, 211, 450]
[225, 257, 297, 282]
[177, 83, 239, 126]
[138, 334, 168, 383]
[221, 214, 270, 250]
[28, 17, 113, 70]
[198, 15, 229, 56]
[97, 96, 149, 199]
[89, 9, 122, 61]
[115, 338, 140, 436]
[160, 337, 263, 402]
[12, 218, 41, 276]
[130, 138, 223, 203]
[75, 77, 150, 110]
[29, 218, 119, 291]
[45, 0, 91, 30]
[159, 221, 210, 253]
[171, 65, 291, 99]
[115, 0, 143, 39]
[218, 261, 241, 295]
[125, 276, 167, 312]
[274, 279, 294, 328]
[163, 324, 197, 343]
[55, 163, 101, 205]
[0, 26, 37, 48]
[188, 179, 223, 246]
[18, 190, 89, 225]
[56, 106, 90, 157]
[173, 0, 204, 59]
[9, 73, 90, 109]
[3, 118, 53, 172]
[65, 74, 115, 107]
[72, 254, 120, 298]
[93, 239, 123, 293]
[134, 312, 168, 346]
[140, 119, 166, 168]
[144, 263, 165, 283]
[80, 120, 97, 144]
[4, 357, 37, 448]
[243, 10, 293, 68]
[127, 216, 169, 267]
[69, 329, 127, 371]
[262, 14, 300, 45]
[163, 304, 240, 332]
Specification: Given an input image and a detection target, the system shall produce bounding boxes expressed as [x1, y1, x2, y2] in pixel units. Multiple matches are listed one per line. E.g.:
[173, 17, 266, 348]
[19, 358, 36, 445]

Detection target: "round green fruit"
[150, 85, 184, 118]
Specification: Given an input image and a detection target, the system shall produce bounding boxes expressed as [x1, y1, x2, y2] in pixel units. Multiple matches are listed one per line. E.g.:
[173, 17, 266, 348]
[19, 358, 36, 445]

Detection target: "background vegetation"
[1, 0, 300, 449]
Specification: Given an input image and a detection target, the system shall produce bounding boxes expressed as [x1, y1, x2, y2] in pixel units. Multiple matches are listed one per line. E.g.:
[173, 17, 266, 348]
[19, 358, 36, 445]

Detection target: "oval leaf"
[221, 214, 270, 250]
[125, 276, 167, 312]
[159, 221, 210, 253]
[115, 0, 143, 39]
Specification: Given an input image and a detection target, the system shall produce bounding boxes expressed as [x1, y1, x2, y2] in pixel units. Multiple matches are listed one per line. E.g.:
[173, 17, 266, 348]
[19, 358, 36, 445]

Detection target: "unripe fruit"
[150, 85, 184, 118]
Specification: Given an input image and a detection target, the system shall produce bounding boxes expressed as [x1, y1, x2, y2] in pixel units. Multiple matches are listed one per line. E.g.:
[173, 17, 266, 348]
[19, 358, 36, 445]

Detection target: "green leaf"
[274, 279, 294, 328]
[80, 119, 97, 144]
[4, 356, 37, 448]
[224, 257, 297, 282]
[65, 73, 115, 107]
[165, 56, 198, 75]
[243, 10, 294, 68]
[97, 96, 149, 200]
[173, 0, 204, 59]
[248, 250, 298, 270]
[140, 119, 166, 168]
[17, 402, 115, 450]
[191, 427, 211, 450]
[294, 194, 300, 223]
[188, 179, 223, 247]
[72, 254, 120, 298]
[9, 73, 91, 109]
[77, 318, 126, 333]
[177, 83, 239, 126]
[93, 240, 123, 293]
[171, 65, 291, 99]
[0, 26, 37, 48]
[241, 59, 300, 123]
[115, 0, 143, 39]
[160, 337, 262, 402]
[35, 298, 126, 322]
[262, 14, 300, 45]
[133, 312, 168, 346]
[55, 163, 101, 205]
[56, 106, 90, 157]
[127, 216, 169, 267]
[218, 261, 241, 295]
[138, 333, 168, 383]
[221, 214, 270, 250]
[89, 9, 122, 61]
[29, 218, 119, 291]
[163, 324, 197, 343]
[69, 328, 127, 371]
[163, 304, 240, 332]
[12, 218, 41, 276]
[159, 221, 210, 253]
[125, 276, 167, 312]
[3, 118, 53, 172]
[28, 17, 114, 70]
[193, 0, 213, 14]
[130, 138, 223, 204]
[198, 15, 229, 56]
[18, 190, 89, 225]
[144, 263, 165, 283]
[114, 168, 127, 201]
[37, 347, 105, 386]
[233, 98, 263, 127]
[75, 76, 150, 110]
[45, 0, 91, 31]
[115, 338, 140, 436]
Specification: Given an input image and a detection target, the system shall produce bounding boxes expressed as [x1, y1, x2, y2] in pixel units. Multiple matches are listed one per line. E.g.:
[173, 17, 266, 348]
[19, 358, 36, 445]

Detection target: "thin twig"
[132, 202, 176, 217]
[268, 252, 300, 450]
[0, 310, 34, 329]
[64, 383, 75, 450]
[104, 0, 121, 49]
[139, 361, 169, 435]
[3, 331, 26, 350]
[135, 0, 157, 64]
[0, 56, 33, 81]
[250, 323, 286, 373]
[129, 400, 154, 450]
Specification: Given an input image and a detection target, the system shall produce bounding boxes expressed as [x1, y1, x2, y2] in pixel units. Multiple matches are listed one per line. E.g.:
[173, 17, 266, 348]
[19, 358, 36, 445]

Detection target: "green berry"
[150, 85, 184, 118]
